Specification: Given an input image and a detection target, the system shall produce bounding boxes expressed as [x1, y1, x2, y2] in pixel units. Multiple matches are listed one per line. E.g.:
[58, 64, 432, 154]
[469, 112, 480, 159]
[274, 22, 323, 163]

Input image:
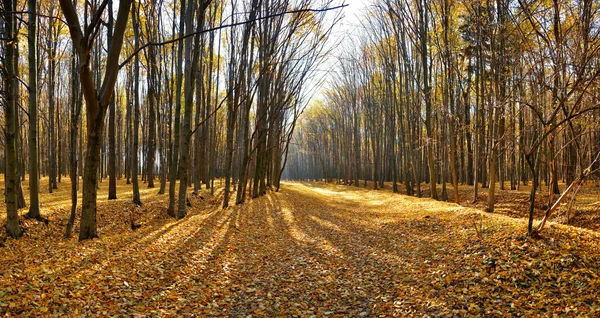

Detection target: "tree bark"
[4, 0, 22, 238]
[65, 0, 82, 237]
[48, 10, 58, 193]
[131, 1, 142, 205]
[59, 0, 133, 240]
[108, 0, 117, 200]
[26, 0, 41, 219]
[420, 0, 437, 200]
[168, 0, 187, 216]
[178, 0, 203, 217]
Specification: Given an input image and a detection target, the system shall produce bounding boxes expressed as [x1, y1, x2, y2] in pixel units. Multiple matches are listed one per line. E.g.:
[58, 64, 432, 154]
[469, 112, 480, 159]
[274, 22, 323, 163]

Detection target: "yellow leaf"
[469, 303, 480, 313]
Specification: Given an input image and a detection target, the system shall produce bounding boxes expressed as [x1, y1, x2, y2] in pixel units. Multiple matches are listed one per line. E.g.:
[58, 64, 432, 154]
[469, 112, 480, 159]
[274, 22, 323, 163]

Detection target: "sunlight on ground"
[279, 202, 343, 257]
[309, 215, 345, 233]
[1, 178, 600, 315]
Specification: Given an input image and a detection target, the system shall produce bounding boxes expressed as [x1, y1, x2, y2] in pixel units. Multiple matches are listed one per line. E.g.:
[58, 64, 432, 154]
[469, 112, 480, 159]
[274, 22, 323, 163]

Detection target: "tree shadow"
[3, 179, 600, 316]
[256, 182, 600, 316]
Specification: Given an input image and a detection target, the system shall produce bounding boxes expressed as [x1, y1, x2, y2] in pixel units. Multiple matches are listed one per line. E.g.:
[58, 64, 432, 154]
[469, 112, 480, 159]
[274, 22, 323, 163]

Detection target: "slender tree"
[26, 0, 42, 219]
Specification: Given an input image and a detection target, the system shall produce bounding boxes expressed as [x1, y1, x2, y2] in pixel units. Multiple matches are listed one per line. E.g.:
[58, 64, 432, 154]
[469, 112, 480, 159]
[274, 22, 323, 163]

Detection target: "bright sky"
[333, 0, 372, 51]
[308, 0, 372, 106]
[338, 0, 372, 29]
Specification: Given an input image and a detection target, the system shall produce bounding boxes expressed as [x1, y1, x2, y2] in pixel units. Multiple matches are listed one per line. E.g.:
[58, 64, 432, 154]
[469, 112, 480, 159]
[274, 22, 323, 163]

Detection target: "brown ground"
[0, 177, 599, 316]
[340, 179, 600, 232]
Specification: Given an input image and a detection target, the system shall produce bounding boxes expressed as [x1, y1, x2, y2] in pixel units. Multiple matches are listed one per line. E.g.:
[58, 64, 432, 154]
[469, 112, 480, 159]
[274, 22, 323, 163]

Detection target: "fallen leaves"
[1, 179, 600, 316]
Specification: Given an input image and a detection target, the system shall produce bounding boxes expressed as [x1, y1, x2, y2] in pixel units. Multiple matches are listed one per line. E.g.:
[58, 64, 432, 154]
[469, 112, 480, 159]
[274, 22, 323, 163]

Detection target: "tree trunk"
[48, 13, 58, 193]
[131, 2, 142, 206]
[107, 0, 117, 200]
[177, 0, 202, 217]
[146, 15, 157, 189]
[223, 8, 238, 208]
[59, 0, 133, 240]
[168, 0, 187, 216]
[420, 0, 437, 200]
[66, 1, 82, 237]
[4, 0, 22, 238]
[26, 0, 41, 219]
[526, 153, 539, 235]
[79, 117, 104, 240]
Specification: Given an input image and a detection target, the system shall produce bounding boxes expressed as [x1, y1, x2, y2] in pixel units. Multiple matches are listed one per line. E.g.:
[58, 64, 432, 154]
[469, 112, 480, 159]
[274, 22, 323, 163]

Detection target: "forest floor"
[1, 178, 600, 316]
[357, 179, 600, 232]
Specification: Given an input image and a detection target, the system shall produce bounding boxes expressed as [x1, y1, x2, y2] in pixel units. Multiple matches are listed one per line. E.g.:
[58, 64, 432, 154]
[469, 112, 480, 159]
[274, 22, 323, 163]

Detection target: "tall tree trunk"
[168, 0, 187, 216]
[48, 12, 58, 193]
[108, 0, 117, 200]
[178, 0, 203, 218]
[389, 80, 398, 193]
[202, 8, 216, 189]
[420, 0, 437, 199]
[353, 98, 361, 188]
[223, 6, 238, 208]
[66, 73, 80, 234]
[108, 95, 117, 200]
[65, 0, 82, 237]
[131, 2, 142, 205]
[4, 0, 22, 238]
[59, 0, 133, 240]
[235, 0, 258, 204]
[146, 65, 156, 189]
[146, 5, 157, 189]
[26, 0, 41, 219]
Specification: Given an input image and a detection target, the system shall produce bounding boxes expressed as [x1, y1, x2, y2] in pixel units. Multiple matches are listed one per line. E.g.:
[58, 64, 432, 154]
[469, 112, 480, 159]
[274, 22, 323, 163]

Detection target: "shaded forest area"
[287, 0, 600, 236]
[0, 0, 339, 240]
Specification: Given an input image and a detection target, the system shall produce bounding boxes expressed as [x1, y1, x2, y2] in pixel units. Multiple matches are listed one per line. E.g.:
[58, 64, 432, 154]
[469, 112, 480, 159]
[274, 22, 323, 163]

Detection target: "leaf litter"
[1, 179, 599, 316]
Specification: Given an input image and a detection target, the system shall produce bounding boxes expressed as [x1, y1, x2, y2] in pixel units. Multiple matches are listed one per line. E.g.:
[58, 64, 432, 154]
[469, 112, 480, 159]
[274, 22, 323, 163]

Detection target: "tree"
[131, 0, 142, 206]
[25, 0, 41, 219]
[177, 0, 208, 217]
[167, 0, 186, 217]
[65, 0, 83, 238]
[419, 0, 437, 200]
[59, 0, 133, 240]
[107, 0, 117, 200]
[145, 0, 158, 190]
[47, 5, 59, 193]
[3, 0, 22, 238]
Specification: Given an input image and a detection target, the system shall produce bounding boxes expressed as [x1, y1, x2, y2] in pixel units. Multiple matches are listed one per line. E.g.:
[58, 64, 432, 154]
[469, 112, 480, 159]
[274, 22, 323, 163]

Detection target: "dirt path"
[1, 181, 600, 316]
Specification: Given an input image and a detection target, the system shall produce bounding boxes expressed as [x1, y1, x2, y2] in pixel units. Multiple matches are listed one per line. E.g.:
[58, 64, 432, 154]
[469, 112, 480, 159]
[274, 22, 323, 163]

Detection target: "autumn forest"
[1, 0, 600, 316]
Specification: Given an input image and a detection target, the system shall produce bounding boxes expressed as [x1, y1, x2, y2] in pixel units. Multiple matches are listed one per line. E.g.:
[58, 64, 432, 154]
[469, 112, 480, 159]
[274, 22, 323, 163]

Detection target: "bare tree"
[59, 0, 133, 240]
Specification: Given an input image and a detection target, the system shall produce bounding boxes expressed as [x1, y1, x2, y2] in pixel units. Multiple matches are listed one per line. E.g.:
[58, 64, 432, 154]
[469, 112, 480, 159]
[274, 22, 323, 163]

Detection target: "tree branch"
[119, 4, 348, 69]
[99, 0, 132, 106]
[58, 0, 84, 56]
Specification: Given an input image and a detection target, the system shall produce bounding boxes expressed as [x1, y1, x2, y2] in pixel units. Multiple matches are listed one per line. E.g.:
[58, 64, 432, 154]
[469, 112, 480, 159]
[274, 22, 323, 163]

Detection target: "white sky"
[308, 0, 372, 105]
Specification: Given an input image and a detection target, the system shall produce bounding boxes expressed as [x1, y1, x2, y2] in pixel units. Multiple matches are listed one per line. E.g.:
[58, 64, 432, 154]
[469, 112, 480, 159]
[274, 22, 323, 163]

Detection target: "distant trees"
[220, 0, 337, 207]
[287, 0, 600, 236]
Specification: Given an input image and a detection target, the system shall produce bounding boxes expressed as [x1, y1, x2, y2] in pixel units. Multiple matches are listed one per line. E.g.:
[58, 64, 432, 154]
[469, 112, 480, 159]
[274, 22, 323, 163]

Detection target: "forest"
[1, 0, 338, 240]
[287, 0, 600, 236]
[1, 0, 600, 316]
